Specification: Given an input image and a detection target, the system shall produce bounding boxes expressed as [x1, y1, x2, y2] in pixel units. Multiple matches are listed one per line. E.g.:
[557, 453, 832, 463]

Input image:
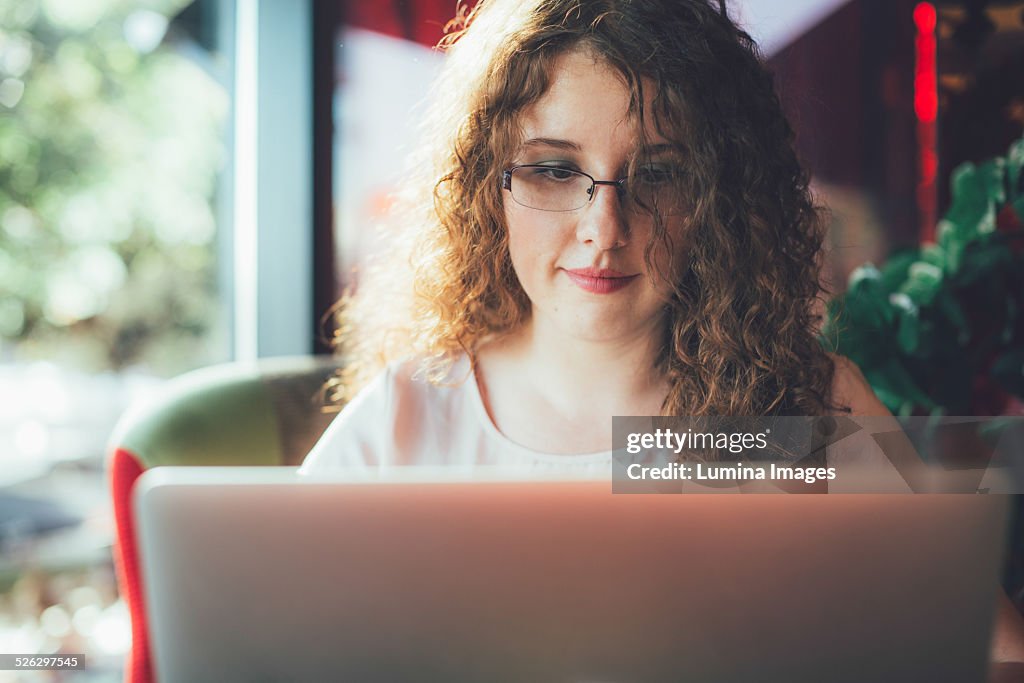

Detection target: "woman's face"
[503, 48, 686, 346]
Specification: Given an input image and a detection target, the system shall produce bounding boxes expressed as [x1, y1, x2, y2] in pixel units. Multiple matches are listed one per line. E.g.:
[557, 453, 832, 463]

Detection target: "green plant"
[822, 136, 1024, 416]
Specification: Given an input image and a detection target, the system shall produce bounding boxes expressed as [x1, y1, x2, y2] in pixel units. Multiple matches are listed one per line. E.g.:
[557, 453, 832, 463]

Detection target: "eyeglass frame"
[500, 164, 641, 213]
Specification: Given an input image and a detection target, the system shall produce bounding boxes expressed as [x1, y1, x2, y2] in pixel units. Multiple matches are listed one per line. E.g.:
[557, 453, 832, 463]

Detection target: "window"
[0, 0, 232, 674]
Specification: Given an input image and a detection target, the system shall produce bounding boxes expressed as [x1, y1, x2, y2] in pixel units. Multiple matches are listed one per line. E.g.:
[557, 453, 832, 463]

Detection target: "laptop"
[134, 466, 1010, 683]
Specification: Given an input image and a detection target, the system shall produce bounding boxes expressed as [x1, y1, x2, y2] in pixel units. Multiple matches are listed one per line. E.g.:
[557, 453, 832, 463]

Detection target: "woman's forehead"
[514, 49, 670, 152]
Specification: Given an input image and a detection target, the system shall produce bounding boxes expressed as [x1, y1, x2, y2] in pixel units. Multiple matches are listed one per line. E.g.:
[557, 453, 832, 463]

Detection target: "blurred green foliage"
[823, 137, 1024, 416]
[0, 0, 227, 375]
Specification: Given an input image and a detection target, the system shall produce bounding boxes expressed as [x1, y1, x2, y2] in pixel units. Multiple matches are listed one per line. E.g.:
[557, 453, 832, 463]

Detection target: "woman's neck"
[481, 314, 670, 421]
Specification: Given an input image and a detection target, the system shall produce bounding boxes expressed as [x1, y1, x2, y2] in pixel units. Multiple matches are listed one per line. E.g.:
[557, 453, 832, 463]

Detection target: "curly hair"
[329, 0, 841, 416]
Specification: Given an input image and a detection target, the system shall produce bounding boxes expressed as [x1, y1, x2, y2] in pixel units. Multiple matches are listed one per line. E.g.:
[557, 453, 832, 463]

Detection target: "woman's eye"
[531, 166, 577, 182]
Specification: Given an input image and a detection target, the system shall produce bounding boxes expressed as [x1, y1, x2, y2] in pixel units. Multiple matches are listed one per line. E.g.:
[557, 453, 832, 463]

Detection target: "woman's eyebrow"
[520, 138, 681, 156]
[520, 137, 583, 152]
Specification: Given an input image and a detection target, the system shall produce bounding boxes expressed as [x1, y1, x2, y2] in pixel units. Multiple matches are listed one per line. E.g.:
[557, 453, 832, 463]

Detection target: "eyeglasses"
[501, 164, 685, 214]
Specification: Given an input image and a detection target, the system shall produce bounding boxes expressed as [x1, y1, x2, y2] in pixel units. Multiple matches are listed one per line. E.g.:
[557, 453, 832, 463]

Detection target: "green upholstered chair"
[106, 355, 343, 683]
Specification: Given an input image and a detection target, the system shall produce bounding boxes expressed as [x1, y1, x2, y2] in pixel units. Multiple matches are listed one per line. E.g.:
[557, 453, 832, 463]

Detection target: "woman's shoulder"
[298, 354, 475, 473]
[386, 353, 476, 404]
[341, 353, 473, 408]
[827, 352, 891, 417]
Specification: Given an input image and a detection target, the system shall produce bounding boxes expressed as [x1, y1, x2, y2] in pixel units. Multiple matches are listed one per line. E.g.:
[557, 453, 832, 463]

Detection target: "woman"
[301, 0, 1024, 669]
[306, 0, 851, 468]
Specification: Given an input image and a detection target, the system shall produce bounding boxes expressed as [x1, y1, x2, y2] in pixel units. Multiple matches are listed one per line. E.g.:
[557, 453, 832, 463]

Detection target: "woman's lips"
[563, 268, 640, 294]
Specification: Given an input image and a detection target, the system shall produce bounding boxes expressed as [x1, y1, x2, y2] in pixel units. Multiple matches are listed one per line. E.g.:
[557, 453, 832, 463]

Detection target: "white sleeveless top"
[298, 355, 618, 476]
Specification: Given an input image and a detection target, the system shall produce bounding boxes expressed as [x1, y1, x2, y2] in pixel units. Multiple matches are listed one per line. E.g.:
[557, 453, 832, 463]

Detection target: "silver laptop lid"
[135, 467, 1009, 683]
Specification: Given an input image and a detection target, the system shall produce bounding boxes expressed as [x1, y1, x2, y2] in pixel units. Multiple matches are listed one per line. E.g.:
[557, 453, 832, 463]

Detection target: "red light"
[921, 148, 938, 184]
[913, 2, 936, 33]
[915, 92, 938, 122]
[913, 4, 937, 125]
[914, 2, 938, 243]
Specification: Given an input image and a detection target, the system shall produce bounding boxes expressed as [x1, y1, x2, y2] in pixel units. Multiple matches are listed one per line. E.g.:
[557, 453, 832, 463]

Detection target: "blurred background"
[1, 0, 1022, 680]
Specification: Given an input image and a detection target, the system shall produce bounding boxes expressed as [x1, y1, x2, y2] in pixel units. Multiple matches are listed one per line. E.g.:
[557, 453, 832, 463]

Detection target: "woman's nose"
[575, 183, 629, 250]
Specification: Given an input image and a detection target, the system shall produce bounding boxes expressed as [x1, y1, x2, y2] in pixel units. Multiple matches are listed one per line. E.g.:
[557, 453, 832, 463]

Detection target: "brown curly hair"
[329, 0, 841, 416]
